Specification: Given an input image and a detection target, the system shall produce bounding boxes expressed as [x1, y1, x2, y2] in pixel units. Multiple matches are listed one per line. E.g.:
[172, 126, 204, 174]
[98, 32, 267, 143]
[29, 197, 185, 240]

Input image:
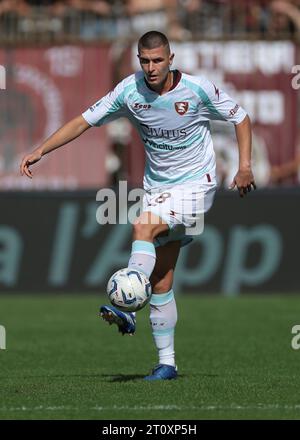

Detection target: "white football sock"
[149, 290, 177, 367]
[128, 240, 156, 279]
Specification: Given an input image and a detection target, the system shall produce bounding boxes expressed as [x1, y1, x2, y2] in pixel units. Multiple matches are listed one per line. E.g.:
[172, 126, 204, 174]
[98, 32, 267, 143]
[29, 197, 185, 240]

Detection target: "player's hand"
[20, 151, 42, 178]
[229, 168, 256, 198]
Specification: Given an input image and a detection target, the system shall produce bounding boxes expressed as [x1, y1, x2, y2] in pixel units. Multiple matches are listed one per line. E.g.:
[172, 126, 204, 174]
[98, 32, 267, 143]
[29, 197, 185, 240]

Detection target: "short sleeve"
[82, 81, 127, 127]
[197, 77, 247, 125]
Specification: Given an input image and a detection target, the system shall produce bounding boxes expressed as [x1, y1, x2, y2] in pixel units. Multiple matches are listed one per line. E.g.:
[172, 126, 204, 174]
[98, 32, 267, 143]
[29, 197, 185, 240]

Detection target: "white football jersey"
[82, 70, 247, 190]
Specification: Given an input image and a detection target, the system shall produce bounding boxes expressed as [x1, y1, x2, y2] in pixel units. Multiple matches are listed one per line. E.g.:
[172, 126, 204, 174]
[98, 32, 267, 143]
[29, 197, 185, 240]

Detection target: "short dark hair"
[138, 31, 170, 54]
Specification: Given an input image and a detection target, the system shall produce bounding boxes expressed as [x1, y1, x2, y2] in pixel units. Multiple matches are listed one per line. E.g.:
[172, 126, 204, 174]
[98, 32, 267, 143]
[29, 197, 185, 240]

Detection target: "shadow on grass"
[104, 374, 146, 382]
[1, 372, 214, 381]
[104, 374, 189, 382]
[3, 373, 146, 382]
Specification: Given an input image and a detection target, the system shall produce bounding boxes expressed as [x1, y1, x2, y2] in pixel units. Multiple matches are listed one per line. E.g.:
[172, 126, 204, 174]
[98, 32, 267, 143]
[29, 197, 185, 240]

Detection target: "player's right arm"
[21, 76, 129, 178]
[20, 115, 90, 178]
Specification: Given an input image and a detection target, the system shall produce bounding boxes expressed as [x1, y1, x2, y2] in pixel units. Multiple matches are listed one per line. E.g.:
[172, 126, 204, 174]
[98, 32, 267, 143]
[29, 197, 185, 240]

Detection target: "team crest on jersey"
[175, 102, 189, 115]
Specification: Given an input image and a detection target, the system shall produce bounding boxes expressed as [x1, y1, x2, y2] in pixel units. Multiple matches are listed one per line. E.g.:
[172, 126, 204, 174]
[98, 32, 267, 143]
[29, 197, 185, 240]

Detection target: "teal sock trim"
[131, 240, 156, 256]
[152, 328, 175, 337]
[150, 290, 174, 306]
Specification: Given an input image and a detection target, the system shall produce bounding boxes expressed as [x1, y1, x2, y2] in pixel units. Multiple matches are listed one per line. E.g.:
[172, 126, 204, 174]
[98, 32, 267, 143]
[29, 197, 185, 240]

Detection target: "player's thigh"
[150, 240, 181, 287]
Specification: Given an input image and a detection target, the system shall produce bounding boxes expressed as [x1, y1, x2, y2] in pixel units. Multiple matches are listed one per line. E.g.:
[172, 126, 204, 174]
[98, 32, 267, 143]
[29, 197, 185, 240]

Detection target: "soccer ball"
[106, 268, 152, 312]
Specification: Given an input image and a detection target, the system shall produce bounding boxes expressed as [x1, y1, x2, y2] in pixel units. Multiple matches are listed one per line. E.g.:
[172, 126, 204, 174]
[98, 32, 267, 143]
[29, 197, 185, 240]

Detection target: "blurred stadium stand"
[0, 0, 300, 190]
[1, 0, 300, 44]
[1, 1, 300, 294]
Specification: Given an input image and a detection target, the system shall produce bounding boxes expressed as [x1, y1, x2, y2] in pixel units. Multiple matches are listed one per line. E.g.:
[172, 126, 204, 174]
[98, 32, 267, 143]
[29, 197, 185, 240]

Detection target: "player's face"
[138, 45, 174, 89]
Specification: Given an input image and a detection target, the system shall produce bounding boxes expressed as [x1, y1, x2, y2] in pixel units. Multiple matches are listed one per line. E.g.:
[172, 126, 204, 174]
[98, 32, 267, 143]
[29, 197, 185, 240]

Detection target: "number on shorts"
[148, 192, 171, 206]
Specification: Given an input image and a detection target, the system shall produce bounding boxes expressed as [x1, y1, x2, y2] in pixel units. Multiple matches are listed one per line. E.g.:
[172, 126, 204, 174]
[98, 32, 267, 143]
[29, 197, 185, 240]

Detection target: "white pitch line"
[1, 404, 300, 412]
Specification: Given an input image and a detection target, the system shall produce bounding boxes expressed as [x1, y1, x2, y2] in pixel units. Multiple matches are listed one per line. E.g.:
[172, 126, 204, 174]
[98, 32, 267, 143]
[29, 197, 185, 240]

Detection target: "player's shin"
[149, 290, 177, 367]
[128, 240, 156, 278]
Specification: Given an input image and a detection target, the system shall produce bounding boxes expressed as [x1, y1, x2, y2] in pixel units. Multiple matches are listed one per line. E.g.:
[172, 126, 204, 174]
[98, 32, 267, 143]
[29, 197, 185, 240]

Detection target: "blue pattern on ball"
[121, 288, 136, 305]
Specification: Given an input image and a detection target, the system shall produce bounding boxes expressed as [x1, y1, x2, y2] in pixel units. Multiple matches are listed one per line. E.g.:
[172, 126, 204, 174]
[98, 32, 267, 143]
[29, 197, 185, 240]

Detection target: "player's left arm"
[230, 115, 256, 197]
[199, 77, 256, 197]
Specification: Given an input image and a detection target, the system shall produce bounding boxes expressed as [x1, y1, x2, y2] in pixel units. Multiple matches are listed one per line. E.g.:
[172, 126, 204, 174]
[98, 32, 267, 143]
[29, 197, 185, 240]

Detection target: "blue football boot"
[99, 305, 136, 335]
[144, 364, 178, 381]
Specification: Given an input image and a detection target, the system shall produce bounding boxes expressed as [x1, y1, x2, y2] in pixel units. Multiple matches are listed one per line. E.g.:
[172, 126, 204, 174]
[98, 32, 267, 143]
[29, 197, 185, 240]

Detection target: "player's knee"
[133, 212, 168, 241]
[132, 222, 153, 241]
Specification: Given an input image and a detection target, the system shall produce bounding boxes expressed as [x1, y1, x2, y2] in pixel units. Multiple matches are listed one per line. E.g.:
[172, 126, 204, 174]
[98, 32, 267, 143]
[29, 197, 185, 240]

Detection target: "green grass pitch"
[0, 294, 300, 420]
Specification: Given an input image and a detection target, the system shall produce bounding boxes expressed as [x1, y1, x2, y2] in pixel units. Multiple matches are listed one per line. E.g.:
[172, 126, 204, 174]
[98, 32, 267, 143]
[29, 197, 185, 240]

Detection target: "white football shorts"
[142, 172, 217, 247]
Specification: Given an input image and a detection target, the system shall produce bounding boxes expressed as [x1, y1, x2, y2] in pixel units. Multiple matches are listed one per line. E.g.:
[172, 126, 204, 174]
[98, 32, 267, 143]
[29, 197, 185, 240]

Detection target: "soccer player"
[20, 31, 256, 381]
